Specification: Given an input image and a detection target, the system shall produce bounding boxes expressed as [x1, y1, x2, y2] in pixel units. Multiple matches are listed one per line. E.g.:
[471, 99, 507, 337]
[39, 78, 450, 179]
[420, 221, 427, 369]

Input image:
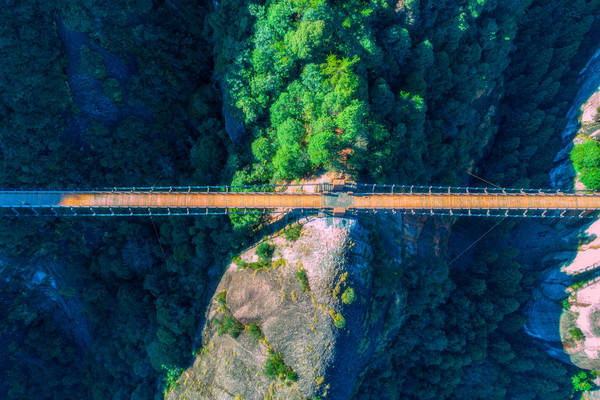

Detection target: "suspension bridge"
[2, 181, 600, 218]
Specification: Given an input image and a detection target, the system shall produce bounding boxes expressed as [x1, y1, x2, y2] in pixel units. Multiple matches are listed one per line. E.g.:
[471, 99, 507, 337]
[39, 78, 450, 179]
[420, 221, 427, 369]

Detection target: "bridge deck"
[2, 191, 600, 211]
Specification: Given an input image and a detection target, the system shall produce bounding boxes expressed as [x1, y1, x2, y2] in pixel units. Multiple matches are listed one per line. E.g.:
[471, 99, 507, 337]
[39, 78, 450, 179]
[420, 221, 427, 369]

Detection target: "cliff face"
[167, 217, 375, 400]
[550, 47, 600, 190]
[524, 46, 600, 367]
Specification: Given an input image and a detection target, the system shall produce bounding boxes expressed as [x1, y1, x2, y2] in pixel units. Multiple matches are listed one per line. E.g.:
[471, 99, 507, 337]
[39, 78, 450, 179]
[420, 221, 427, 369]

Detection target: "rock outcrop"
[167, 217, 373, 400]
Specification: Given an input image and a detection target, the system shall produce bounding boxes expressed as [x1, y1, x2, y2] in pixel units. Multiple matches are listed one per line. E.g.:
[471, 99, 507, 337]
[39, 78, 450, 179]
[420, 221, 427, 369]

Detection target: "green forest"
[1, 0, 600, 399]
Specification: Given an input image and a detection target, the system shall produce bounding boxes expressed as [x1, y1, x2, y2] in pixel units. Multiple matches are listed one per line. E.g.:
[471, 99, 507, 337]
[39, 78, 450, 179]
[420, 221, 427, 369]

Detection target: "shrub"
[572, 371, 596, 392]
[341, 287, 356, 304]
[162, 365, 184, 394]
[232, 255, 247, 269]
[571, 280, 586, 291]
[333, 312, 346, 329]
[214, 314, 244, 338]
[562, 298, 571, 310]
[283, 224, 303, 241]
[264, 349, 297, 383]
[247, 323, 263, 342]
[272, 258, 286, 268]
[296, 268, 310, 292]
[569, 327, 585, 341]
[215, 291, 227, 311]
[256, 242, 275, 262]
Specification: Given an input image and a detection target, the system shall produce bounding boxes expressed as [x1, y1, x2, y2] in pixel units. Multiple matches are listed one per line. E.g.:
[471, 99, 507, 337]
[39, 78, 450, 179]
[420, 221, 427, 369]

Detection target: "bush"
[256, 242, 275, 262]
[571, 280, 586, 291]
[569, 327, 585, 341]
[263, 349, 297, 383]
[296, 268, 310, 292]
[215, 291, 227, 311]
[572, 371, 596, 392]
[162, 365, 184, 395]
[214, 314, 244, 338]
[570, 140, 600, 172]
[283, 224, 303, 241]
[247, 323, 263, 342]
[341, 287, 356, 304]
[232, 255, 247, 269]
[333, 312, 346, 329]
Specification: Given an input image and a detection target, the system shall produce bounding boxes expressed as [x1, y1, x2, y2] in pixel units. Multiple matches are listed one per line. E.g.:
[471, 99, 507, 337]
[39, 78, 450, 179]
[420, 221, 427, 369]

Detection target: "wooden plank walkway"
[2, 191, 600, 211]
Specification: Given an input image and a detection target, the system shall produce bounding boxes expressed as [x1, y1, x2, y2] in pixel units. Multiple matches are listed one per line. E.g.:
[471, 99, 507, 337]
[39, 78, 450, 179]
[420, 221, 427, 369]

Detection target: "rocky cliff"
[525, 46, 600, 371]
[167, 217, 374, 400]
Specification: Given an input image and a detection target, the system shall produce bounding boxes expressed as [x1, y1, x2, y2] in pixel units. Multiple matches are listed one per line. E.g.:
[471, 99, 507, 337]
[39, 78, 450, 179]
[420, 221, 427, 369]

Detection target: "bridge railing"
[347, 208, 600, 219]
[352, 183, 600, 195]
[0, 183, 324, 193]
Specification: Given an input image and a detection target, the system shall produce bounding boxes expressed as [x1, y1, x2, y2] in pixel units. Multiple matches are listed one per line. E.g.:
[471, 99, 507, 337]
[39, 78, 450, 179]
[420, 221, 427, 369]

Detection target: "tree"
[571, 140, 600, 171]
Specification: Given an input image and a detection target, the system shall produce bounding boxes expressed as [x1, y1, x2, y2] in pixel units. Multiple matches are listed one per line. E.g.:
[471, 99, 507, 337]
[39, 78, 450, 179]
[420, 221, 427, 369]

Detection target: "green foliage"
[246, 323, 263, 342]
[333, 312, 346, 329]
[283, 224, 303, 241]
[256, 242, 275, 262]
[263, 349, 297, 383]
[162, 365, 184, 395]
[215, 291, 228, 311]
[572, 371, 597, 392]
[357, 217, 578, 399]
[3, 0, 600, 398]
[571, 280, 587, 290]
[571, 141, 600, 172]
[569, 327, 585, 341]
[296, 268, 310, 292]
[214, 314, 245, 338]
[570, 140, 600, 189]
[580, 168, 600, 190]
[341, 287, 356, 305]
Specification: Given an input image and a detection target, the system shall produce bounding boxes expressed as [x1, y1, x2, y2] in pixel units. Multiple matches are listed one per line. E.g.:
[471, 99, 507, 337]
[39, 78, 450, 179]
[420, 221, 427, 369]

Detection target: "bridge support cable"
[449, 217, 506, 266]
